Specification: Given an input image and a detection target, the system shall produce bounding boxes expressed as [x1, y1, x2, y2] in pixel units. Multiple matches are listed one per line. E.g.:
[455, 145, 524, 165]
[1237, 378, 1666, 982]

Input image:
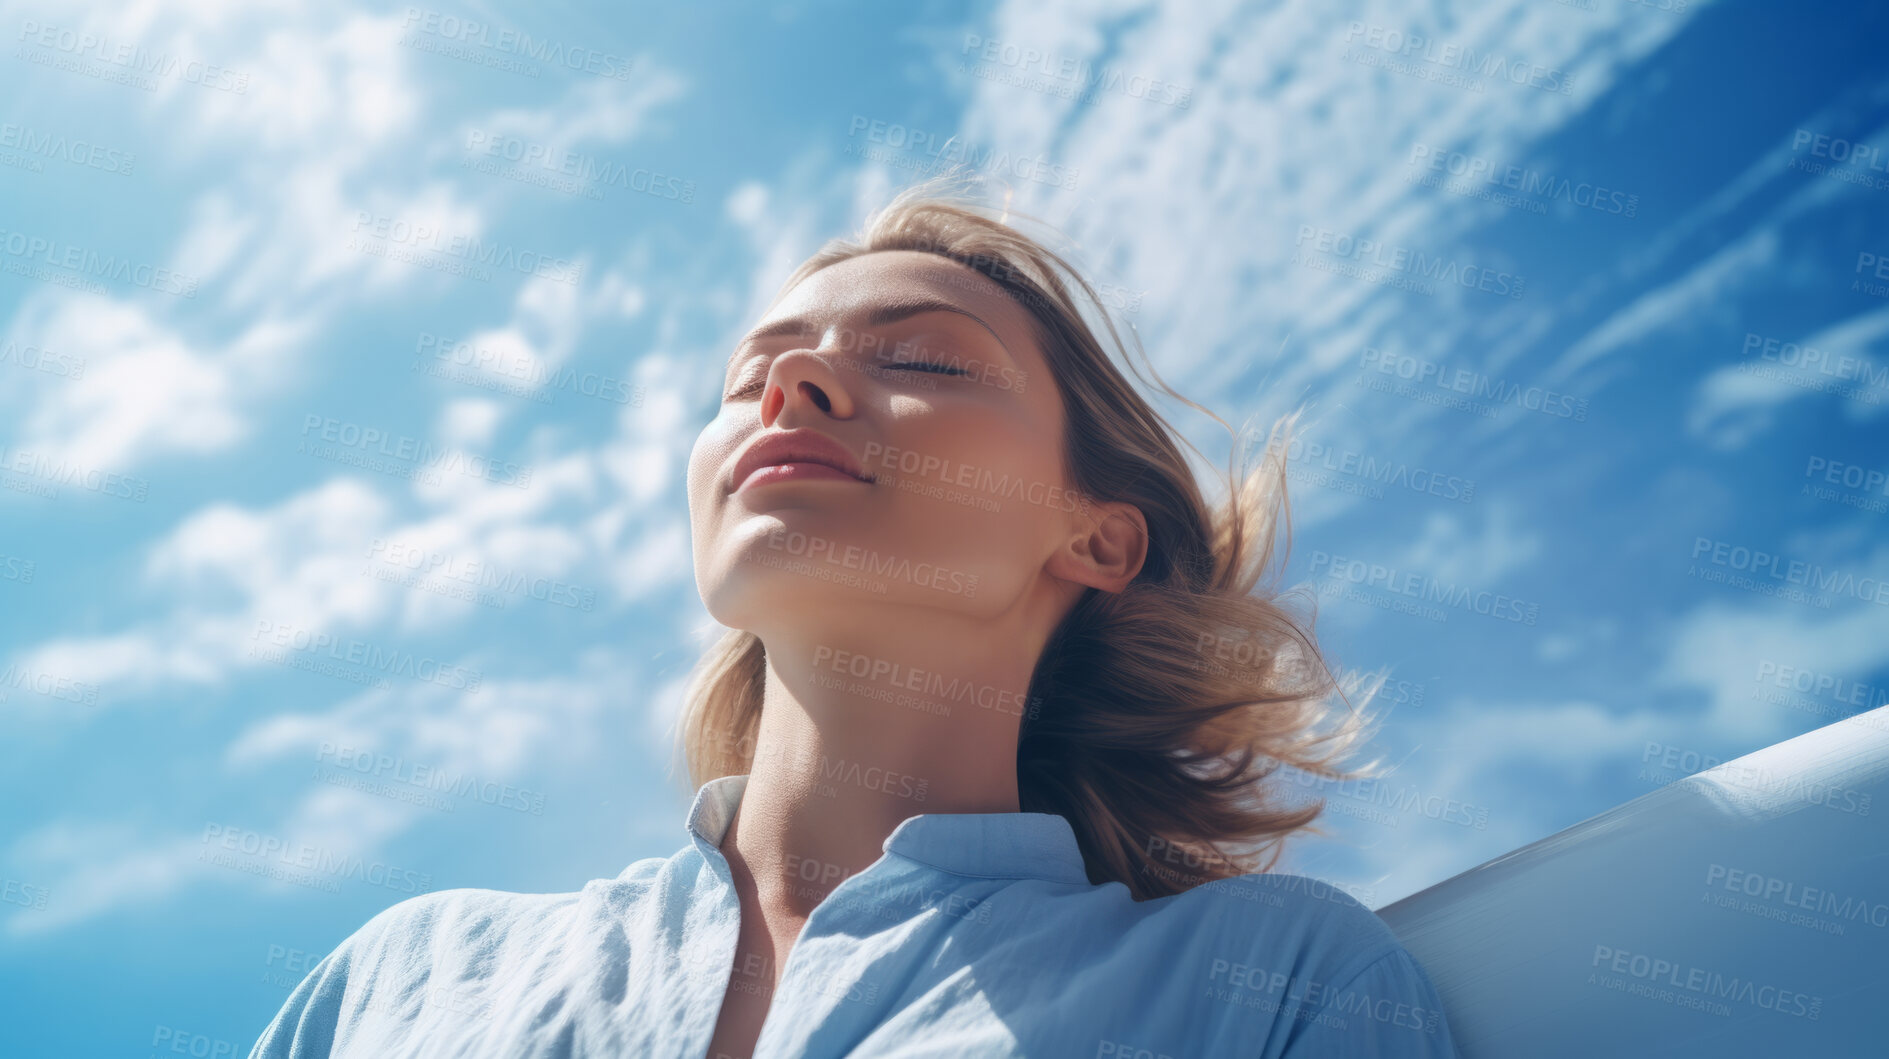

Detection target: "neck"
[718, 614, 1036, 919]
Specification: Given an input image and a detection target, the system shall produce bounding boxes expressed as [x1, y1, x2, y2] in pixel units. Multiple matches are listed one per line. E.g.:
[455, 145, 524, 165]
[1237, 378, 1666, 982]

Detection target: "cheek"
[685, 435, 710, 492]
[908, 403, 1059, 492]
[688, 417, 741, 497]
[878, 411, 1067, 571]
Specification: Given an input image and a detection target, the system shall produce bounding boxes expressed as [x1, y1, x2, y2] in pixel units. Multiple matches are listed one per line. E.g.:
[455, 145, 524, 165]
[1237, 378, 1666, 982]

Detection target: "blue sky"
[3, 0, 1887, 1054]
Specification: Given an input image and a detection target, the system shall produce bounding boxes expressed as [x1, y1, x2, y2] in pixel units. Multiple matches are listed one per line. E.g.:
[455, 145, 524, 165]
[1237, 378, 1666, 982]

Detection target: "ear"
[1045, 499, 1148, 593]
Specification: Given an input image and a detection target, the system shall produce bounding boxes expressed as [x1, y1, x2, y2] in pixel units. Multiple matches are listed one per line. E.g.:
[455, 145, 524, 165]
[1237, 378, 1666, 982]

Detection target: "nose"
[759, 348, 856, 427]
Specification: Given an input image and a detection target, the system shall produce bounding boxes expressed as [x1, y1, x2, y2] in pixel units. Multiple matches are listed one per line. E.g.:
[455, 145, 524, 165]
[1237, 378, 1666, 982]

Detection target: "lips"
[730, 429, 873, 491]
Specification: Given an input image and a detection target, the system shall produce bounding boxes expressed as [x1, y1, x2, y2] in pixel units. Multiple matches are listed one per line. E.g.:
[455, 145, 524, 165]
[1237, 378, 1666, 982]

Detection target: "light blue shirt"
[250, 774, 1457, 1057]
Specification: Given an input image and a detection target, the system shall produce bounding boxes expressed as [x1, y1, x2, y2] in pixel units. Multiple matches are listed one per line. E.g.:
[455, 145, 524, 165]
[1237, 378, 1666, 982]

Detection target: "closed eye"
[887, 362, 970, 376]
[722, 361, 970, 400]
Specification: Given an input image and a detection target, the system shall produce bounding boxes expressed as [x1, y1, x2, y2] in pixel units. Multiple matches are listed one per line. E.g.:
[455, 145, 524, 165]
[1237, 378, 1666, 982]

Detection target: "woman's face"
[686, 250, 1083, 635]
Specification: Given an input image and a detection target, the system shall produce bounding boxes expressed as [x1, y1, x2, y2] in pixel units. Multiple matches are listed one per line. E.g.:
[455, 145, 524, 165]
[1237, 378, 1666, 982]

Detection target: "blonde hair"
[676, 175, 1379, 900]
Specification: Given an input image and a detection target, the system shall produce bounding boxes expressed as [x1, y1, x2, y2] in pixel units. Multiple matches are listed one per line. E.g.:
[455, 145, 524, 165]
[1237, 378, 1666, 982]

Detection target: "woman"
[250, 180, 1458, 1058]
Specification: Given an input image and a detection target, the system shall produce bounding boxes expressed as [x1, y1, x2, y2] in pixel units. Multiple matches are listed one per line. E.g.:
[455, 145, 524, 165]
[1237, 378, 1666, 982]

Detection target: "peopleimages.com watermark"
[1095, 1039, 1179, 1059]
[957, 34, 1192, 108]
[843, 115, 1078, 192]
[837, 871, 998, 936]
[199, 824, 432, 895]
[808, 644, 1040, 721]
[728, 315, 1029, 397]
[1145, 846, 1378, 911]
[1854, 250, 1889, 301]
[428, 984, 496, 1021]
[0, 120, 134, 176]
[248, 618, 484, 693]
[1341, 22, 1573, 96]
[414, 331, 643, 407]
[0, 663, 99, 707]
[1749, 660, 1889, 730]
[0, 339, 84, 379]
[1789, 128, 1889, 194]
[362, 537, 597, 613]
[0, 226, 197, 298]
[260, 943, 320, 989]
[299, 413, 533, 489]
[16, 20, 251, 94]
[1588, 944, 1821, 1021]
[1353, 347, 1589, 421]
[1270, 434, 1476, 504]
[758, 529, 979, 598]
[315, 742, 545, 815]
[1801, 455, 1888, 515]
[1203, 956, 1447, 1036]
[857, 442, 1087, 517]
[1189, 633, 1308, 681]
[1281, 769, 1493, 832]
[701, 728, 933, 805]
[1624, 0, 1690, 14]
[1735, 331, 1886, 405]
[1293, 226, 1525, 299]
[761, 738, 931, 804]
[1702, 862, 1887, 937]
[462, 128, 695, 204]
[399, 8, 636, 80]
[0, 553, 36, 586]
[1, 877, 49, 912]
[346, 212, 582, 286]
[0, 441, 145, 502]
[0, 443, 148, 502]
[1405, 142, 1638, 218]
[150, 1027, 242, 1059]
[1687, 537, 1888, 609]
[773, 855, 972, 940]
[1310, 550, 1541, 626]
[1638, 741, 1873, 815]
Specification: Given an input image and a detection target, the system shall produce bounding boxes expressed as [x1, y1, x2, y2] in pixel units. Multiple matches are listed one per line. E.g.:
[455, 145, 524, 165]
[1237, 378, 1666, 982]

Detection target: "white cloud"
[1285, 696, 1673, 904]
[1550, 226, 1778, 385]
[1393, 503, 1541, 587]
[1688, 305, 1889, 448]
[437, 398, 505, 449]
[1534, 617, 1618, 664]
[726, 182, 769, 227]
[3, 823, 204, 936]
[0, 292, 271, 473]
[472, 68, 687, 153]
[1657, 597, 1889, 745]
[12, 478, 395, 700]
[7, 657, 633, 935]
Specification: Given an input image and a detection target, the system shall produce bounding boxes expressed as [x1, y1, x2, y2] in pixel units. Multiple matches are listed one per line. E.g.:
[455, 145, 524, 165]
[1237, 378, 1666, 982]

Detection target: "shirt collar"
[686, 774, 1091, 886]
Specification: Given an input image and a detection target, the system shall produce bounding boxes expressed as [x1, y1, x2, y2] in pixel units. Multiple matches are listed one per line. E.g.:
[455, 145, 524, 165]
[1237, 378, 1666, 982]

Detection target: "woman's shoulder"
[342, 854, 682, 965]
[1179, 869, 1381, 922]
[251, 852, 698, 1057]
[341, 885, 576, 963]
[1168, 873, 1456, 1050]
[1173, 871, 1412, 980]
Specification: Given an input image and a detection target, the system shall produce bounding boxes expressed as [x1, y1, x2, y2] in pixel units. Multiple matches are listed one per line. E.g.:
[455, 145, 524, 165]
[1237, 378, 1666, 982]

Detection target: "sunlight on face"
[685, 250, 1081, 636]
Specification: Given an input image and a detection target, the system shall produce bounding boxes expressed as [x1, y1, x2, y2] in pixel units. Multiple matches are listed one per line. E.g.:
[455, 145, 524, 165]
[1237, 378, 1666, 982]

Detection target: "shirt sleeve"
[246, 926, 365, 1059]
[1277, 947, 1460, 1059]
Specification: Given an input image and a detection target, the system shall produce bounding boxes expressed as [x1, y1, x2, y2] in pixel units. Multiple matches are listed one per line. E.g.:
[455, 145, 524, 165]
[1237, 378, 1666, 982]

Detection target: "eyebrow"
[737, 296, 1012, 356]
